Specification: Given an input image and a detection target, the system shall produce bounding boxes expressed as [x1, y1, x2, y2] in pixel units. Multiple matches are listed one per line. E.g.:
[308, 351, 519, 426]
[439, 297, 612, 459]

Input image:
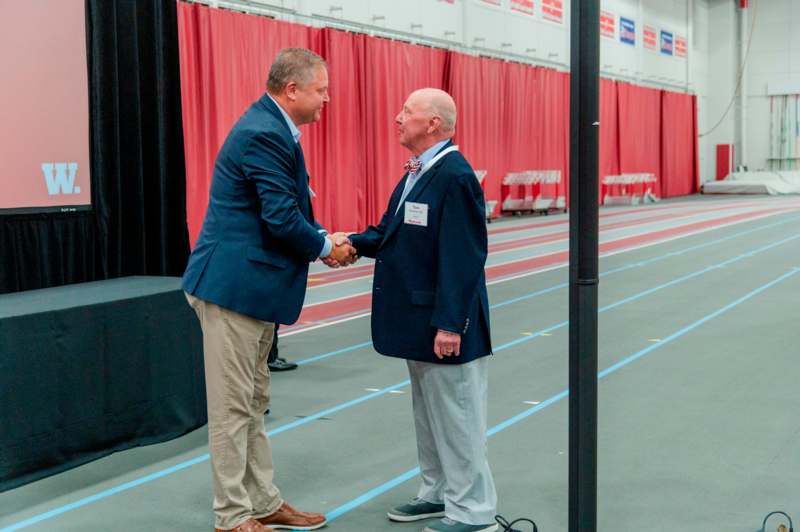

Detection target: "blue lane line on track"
[2, 219, 797, 532]
[323, 266, 800, 523]
[296, 215, 800, 363]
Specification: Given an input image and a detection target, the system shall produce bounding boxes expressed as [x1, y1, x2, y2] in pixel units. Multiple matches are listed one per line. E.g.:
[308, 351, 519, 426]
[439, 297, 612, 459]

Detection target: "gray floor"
[2, 195, 799, 532]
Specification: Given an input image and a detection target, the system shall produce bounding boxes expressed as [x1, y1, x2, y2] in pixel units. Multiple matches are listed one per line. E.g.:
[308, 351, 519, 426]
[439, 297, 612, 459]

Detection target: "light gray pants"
[407, 357, 497, 525]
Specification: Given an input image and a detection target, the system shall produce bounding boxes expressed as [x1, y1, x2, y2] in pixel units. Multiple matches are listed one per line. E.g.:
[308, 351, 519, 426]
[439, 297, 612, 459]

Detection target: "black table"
[0, 277, 206, 492]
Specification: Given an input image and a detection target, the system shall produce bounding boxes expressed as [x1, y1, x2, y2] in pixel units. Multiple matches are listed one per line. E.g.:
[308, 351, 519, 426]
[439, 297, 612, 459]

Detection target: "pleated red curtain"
[599, 78, 620, 185]
[302, 29, 368, 233]
[661, 91, 699, 197]
[448, 53, 506, 209]
[362, 37, 449, 227]
[177, 2, 699, 241]
[617, 82, 662, 187]
[534, 68, 570, 202]
[176, 2, 315, 244]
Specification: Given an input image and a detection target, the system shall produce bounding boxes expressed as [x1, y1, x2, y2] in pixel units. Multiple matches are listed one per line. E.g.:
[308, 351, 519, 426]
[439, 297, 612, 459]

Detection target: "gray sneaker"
[387, 498, 446, 522]
[423, 517, 499, 532]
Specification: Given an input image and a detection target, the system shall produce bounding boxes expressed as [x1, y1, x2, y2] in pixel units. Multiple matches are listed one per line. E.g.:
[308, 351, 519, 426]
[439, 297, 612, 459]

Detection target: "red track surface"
[306, 200, 774, 288]
[283, 206, 792, 334]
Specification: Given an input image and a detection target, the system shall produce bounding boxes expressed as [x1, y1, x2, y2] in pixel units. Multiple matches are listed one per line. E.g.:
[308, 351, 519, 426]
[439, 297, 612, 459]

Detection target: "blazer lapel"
[380, 142, 455, 246]
[402, 140, 454, 206]
[259, 94, 313, 221]
[259, 94, 295, 143]
[378, 175, 410, 246]
[294, 142, 312, 220]
[401, 157, 446, 206]
[380, 163, 446, 246]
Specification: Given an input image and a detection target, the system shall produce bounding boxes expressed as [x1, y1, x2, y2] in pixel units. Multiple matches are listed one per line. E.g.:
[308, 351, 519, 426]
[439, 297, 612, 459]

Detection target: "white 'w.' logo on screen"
[41, 163, 80, 195]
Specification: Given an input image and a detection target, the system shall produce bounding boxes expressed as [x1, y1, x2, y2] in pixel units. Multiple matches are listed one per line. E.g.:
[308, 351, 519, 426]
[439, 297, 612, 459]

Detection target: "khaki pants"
[186, 293, 283, 530]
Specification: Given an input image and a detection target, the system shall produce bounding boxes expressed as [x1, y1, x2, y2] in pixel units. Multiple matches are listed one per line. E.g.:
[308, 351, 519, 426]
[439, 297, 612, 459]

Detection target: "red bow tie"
[404, 158, 422, 174]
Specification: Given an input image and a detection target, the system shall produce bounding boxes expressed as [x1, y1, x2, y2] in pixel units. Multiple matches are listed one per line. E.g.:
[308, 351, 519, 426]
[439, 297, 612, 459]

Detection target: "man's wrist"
[319, 236, 333, 258]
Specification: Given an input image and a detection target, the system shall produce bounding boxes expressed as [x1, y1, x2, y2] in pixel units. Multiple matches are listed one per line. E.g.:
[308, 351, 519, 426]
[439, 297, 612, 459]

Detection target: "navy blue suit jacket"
[350, 142, 492, 364]
[182, 94, 325, 324]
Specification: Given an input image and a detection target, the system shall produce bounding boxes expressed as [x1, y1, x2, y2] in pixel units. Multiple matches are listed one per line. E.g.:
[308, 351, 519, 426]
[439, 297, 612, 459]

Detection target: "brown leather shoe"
[215, 518, 274, 532]
[257, 501, 327, 530]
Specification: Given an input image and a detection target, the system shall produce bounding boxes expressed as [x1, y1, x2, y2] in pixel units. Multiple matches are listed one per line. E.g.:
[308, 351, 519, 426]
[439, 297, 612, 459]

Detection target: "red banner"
[600, 11, 616, 39]
[675, 35, 688, 57]
[511, 0, 534, 15]
[643, 25, 658, 51]
[542, 0, 563, 23]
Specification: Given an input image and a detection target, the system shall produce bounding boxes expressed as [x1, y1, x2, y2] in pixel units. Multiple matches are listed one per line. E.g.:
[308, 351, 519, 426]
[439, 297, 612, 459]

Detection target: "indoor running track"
[2, 194, 799, 532]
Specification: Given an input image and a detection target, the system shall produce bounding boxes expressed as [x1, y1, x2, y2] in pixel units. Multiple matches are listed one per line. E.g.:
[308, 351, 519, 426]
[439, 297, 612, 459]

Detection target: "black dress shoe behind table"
[268, 357, 298, 371]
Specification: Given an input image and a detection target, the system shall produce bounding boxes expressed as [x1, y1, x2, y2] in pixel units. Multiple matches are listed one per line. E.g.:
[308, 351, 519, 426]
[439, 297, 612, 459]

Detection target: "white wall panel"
[208, 0, 800, 183]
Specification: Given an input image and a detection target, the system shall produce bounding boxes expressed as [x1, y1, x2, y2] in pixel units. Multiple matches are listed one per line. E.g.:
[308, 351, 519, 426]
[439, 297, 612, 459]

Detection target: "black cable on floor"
[495, 514, 538, 531]
[760, 510, 793, 532]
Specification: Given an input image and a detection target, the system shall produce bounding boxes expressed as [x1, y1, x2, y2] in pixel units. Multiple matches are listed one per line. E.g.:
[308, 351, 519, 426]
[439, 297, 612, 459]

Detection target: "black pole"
[568, 0, 600, 531]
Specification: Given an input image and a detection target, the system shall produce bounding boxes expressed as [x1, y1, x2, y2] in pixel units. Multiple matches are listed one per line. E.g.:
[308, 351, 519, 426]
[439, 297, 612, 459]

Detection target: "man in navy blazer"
[343, 89, 497, 532]
[183, 48, 353, 532]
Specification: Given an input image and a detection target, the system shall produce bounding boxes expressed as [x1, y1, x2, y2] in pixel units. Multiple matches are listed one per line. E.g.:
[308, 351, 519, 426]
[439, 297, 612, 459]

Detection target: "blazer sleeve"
[348, 208, 392, 259]
[348, 179, 405, 258]
[242, 131, 326, 262]
[431, 173, 488, 334]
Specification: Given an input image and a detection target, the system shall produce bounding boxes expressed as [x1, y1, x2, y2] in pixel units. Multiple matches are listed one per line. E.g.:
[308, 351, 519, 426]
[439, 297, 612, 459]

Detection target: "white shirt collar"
[415, 139, 451, 171]
[267, 93, 301, 143]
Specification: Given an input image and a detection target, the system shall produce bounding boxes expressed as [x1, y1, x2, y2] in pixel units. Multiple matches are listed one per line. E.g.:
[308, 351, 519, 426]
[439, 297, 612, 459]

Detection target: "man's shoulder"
[437, 150, 479, 184]
[445, 149, 473, 170]
[235, 100, 284, 134]
[229, 106, 292, 152]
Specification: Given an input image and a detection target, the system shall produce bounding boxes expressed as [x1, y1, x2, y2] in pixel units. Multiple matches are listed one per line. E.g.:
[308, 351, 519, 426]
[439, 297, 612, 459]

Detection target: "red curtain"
[177, 2, 314, 244]
[503, 62, 537, 177]
[533, 68, 570, 202]
[448, 53, 506, 209]
[301, 29, 367, 233]
[661, 91, 698, 197]
[617, 82, 662, 177]
[693, 96, 700, 190]
[599, 78, 619, 185]
[616, 82, 662, 199]
[177, 2, 699, 242]
[362, 37, 449, 226]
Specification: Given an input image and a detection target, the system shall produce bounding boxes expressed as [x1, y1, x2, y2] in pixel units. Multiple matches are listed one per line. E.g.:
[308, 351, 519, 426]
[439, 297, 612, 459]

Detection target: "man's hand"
[321, 234, 358, 268]
[321, 255, 341, 268]
[332, 232, 355, 247]
[434, 329, 461, 359]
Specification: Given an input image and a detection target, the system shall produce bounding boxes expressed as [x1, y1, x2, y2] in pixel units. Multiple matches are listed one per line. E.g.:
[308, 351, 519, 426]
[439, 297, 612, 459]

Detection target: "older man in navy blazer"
[343, 88, 497, 532]
[183, 48, 354, 532]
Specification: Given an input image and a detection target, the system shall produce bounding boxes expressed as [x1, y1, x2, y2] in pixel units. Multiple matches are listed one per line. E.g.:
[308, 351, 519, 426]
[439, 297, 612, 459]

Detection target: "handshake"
[321, 232, 358, 268]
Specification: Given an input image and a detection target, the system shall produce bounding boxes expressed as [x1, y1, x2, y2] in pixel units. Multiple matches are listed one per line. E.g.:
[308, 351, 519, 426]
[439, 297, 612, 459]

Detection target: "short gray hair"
[266, 48, 327, 94]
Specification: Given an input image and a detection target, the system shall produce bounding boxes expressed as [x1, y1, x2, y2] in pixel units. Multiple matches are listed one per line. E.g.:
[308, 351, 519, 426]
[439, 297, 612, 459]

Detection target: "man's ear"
[428, 116, 441, 134]
[285, 81, 298, 102]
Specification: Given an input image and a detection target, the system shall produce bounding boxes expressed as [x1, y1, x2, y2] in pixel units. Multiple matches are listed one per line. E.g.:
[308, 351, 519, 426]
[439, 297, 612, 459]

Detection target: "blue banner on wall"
[660, 30, 673, 55]
[619, 17, 635, 45]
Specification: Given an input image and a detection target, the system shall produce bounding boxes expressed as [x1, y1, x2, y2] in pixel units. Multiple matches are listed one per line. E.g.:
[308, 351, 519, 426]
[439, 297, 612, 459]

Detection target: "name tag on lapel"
[404, 202, 429, 227]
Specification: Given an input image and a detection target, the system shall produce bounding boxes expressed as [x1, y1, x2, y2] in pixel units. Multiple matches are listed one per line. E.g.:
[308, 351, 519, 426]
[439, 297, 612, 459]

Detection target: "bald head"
[396, 88, 457, 155]
[409, 88, 457, 134]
